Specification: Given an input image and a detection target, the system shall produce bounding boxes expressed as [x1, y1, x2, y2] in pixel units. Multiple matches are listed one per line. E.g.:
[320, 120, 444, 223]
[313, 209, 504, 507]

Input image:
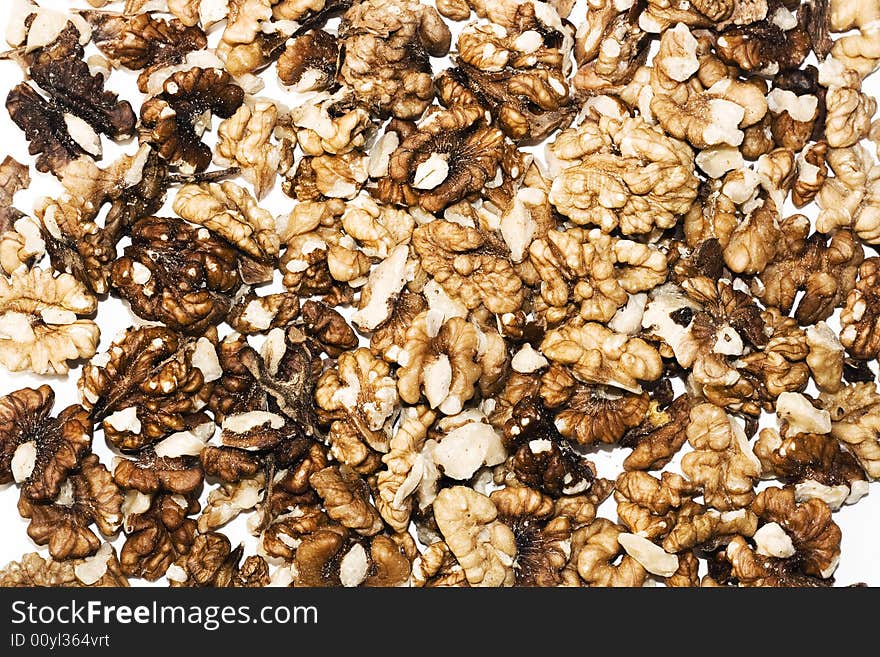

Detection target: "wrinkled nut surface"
[1, 0, 880, 589]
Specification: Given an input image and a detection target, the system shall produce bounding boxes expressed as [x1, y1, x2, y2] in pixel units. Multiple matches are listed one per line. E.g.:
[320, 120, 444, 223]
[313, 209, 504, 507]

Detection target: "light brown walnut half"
[412, 219, 525, 315]
[805, 322, 845, 394]
[816, 145, 880, 243]
[614, 470, 698, 540]
[529, 226, 666, 325]
[0, 156, 41, 275]
[396, 312, 483, 415]
[541, 320, 662, 393]
[216, 0, 290, 76]
[0, 544, 128, 587]
[173, 181, 279, 271]
[215, 99, 294, 199]
[682, 403, 761, 511]
[338, 0, 451, 119]
[411, 541, 468, 587]
[755, 218, 862, 326]
[828, 0, 880, 77]
[547, 114, 698, 235]
[664, 507, 758, 554]
[433, 486, 517, 587]
[0, 267, 99, 374]
[289, 89, 370, 159]
[575, 518, 647, 587]
[315, 348, 399, 453]
[376, 406, 437, 533]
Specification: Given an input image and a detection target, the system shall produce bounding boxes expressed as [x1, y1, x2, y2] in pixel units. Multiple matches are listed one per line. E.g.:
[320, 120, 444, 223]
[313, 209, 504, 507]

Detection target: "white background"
[0, 0, 878, 586]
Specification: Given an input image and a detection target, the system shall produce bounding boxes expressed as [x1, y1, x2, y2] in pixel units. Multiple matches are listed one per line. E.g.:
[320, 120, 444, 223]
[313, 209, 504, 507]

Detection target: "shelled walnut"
[0, 0, 878, 589]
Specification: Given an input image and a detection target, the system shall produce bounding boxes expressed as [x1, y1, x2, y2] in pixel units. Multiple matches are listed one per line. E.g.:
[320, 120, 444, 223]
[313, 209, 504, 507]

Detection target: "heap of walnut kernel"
[1, 0, 880, 588]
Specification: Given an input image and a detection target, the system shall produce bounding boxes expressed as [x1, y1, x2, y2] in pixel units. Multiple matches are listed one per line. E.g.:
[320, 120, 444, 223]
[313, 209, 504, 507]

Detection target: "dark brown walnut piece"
[85, 12, 208, 93]
[755, 429, 866, 502]
[490, 486, 573, 586]
[771, 66, 826, 149]
[208, 333, 268, 423]
[201, 446, 263, 483]
[755, 221, 862, 326]
[338, 0, 452, 119]
[362, 534, 413, 587]
[0, 385, 92, 502]
[111, 215, 243, 335]
[27, 41, 136, 143]
[0, 156, 29, 230]
[438, 1, 576, 143]
[289, 524, 408, 587]
[208, 330, 322, 459]
[540, 364, 649, 446]
[715, 14, 812, 73]
[667, 239, 725, 284]
[114, 450, 204, 497]
[277, 30, 339, 90]
[140, 67, 245, 173]
[78, 326, 215, 451]
[444, 64, 575, 143]
[841, 258, 880, 360]
[120, 492, 198, 581]
[0, 547, 129, 587]
[376, 106, 507, 213]
[310, 466, 384, 536]
[751, 486, 842, 580]
[723, 535, 831, 587]
[439, 63, 573, 145]
[237, 332, 321, 440]
[293, 527, 350, 586]
[168, 533, 269, 587]
[6, 84, 87, 175]
[6, 27, 136, 174]
[503, 395, 596, 497]
[18, 454, 123, 561]
[300, 300, 359, 357]
[37, 147, 173, 295]
[261, 504, 330, 561]
[622, 395, 692, 471]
